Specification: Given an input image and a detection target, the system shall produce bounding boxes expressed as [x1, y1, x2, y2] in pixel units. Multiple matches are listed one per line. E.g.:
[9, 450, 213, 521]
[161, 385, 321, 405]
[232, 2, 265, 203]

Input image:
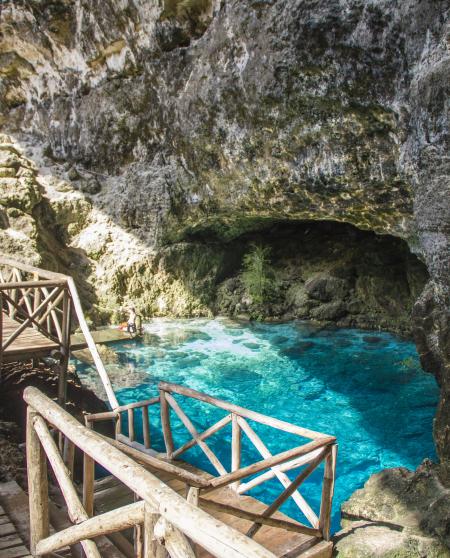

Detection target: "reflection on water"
[74, 318, 438, 533]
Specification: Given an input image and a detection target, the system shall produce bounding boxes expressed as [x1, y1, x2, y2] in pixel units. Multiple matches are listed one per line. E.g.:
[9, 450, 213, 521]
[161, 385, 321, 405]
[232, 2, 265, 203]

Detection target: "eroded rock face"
[335, 463, 450, 556]
[0, 0, 449, 478]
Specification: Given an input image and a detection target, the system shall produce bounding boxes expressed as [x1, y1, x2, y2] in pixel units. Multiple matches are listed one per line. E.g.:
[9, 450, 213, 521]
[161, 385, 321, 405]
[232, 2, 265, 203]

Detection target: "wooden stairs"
[0, 481, 132, 558]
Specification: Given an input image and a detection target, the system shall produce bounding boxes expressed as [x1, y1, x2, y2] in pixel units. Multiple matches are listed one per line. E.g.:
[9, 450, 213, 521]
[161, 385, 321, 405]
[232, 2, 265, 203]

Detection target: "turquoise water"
[76, 319, 438, 533]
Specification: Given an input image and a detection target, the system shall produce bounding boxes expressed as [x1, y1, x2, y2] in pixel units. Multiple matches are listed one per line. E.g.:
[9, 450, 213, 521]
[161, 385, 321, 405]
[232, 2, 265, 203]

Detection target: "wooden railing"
[24, 386, 276, 558]
[0, 256, 118, 408]
[87, 382, 338, 543]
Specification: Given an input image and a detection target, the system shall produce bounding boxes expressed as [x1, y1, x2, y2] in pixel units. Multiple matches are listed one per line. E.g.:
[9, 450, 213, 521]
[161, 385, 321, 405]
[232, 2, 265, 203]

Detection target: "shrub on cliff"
[241, 245, 275, 317]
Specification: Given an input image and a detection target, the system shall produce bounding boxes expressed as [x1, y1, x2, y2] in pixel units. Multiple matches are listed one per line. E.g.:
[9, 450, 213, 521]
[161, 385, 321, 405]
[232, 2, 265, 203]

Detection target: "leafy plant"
[241, 244, 274, 307]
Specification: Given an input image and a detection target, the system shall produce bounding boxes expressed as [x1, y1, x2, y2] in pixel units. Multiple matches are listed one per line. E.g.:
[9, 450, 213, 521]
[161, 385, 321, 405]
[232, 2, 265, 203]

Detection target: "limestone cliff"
[0, 0, 449, 547]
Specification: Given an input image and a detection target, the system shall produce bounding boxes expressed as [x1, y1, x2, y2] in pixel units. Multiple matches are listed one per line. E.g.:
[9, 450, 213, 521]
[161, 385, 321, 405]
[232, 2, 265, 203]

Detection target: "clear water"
[75, 318, 438, 534]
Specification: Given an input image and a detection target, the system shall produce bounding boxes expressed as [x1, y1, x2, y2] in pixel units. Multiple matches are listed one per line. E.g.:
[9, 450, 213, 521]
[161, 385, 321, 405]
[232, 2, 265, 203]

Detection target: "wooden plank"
[0, 545, 31, 558]
[0, 534, 23, 550]
[0, 522, 16, 536]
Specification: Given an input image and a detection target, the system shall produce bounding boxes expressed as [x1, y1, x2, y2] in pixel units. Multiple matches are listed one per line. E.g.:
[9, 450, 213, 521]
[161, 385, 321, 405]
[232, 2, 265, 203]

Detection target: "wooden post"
[154, 517, 196, 558]
[115, 412, 122, 438]
[319, 444, 337, 540]
[142, 406, 151, 449]
[58, 288, 71, 408]
[134, 494, 143, 558]
[186, 486, 199, 506]
[26, 407, 50, 555]
[83, 420, 95, 518]
[159, 389, 174, 459]
[231, 413, 241, 491]
[143, 503, 165, 558]
[63, 436, 75, 479]
[128, 408, 135, 442]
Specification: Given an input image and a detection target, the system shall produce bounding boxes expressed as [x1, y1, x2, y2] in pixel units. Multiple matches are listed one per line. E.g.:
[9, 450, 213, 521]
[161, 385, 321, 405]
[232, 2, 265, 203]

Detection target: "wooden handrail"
[66, 276, 118, 408]
[24, 386, 277, 558]
[159, 381, 332, 440]
[0, 257, 119, 409]
[0, 279, 67, 289]
[0, 256, 69, 281]
[157, 381, 337, 539]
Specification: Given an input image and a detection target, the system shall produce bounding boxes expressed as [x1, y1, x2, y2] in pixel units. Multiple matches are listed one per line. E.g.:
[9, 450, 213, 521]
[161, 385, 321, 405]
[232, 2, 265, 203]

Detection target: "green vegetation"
[241, 244, 275, 308]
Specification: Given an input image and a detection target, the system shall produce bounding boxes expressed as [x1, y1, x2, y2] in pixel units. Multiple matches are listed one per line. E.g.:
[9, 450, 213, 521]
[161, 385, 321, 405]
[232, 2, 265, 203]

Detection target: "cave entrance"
[211, 220, 429, 335]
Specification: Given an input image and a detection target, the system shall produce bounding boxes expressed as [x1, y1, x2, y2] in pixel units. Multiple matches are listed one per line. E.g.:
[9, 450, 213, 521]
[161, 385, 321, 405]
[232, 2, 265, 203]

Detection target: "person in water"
[126, 306, 142, 337]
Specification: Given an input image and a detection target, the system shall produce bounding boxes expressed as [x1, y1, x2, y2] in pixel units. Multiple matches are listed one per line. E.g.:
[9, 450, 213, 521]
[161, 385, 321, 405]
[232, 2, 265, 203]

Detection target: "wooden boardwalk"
[0, 482, 32, 558]
[94, 463, 333, 558]
[0, 312, 121, 363]
[1, 313, 59, 362]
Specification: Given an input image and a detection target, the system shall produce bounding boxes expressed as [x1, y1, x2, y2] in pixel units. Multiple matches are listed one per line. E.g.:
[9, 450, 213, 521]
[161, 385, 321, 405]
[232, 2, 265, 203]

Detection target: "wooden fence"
[24, 386, 277, 558]
[86, 382, 338, 543]
[0, 256, 118, 407]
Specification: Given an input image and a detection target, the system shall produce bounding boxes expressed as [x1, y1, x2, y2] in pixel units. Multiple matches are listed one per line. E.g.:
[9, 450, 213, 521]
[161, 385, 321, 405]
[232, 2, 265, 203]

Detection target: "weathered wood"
[2, 286, 63, 349]
[36, 502, 145, 555]
[319, 444, 337, 541]
[0, 257, 68, 281]
[237, 417, 318, 527]
[160, 390, 174, 459]
[143, 504, 165, 558]
[135, 495, 144, 558]
[25, 387, 276, 558]
[142, 406, 151, 449]
[208, 437, 334, 490]
[66, 276, 119, 408]
[199, 499, 321, 537]
[187, 487, 199, 506]
[128, 408, 135, 442]
[159, 382, 332, 440]
[115, 397, 160, 412]
[100, 433, 210, 488]
[63, 436, 75, 478]
[165, 393, 228, 476]
[246, 449, 329, 538]
[26, 408, 49, 555]
[0, 534, 23, 550]
[86, 411, 118, 422]
[172, 414, 231, 459]
[154, 517, 196, 558]
[32, 415, 101, 558]
[41, 286, 63, 341]
[238, 448, 325, 494]
[231, 414, 241, 491]
[83, 421, 95, 518]
[58, 288, 72, 407]
[0, 279, 66, 290]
